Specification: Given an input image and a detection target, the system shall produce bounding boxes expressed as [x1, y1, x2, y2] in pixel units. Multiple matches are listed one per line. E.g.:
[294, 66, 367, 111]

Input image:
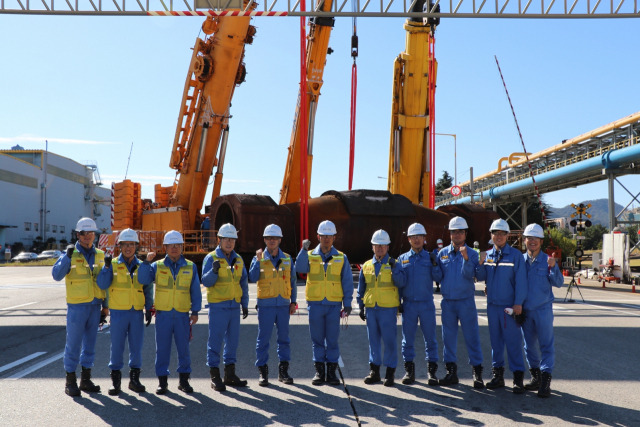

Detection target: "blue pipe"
[447, 143, 640, 204]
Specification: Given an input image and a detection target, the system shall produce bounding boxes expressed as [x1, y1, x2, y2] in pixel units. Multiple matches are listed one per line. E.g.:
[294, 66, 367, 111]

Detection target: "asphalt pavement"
[1, 266, 639, 426]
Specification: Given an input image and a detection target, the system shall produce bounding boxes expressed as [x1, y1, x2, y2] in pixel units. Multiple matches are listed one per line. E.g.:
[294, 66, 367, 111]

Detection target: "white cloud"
[0, 135, 119, 145]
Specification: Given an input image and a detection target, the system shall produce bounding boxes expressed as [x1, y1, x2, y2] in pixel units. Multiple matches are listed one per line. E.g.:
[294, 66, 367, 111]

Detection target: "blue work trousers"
[308, 304, 341, 363]
[441, 297, 483, 366]
[155, 310, 191, 376]
[64, 304, 101, 372]
[487, 303, 525, 372]
[255, 305, 291, 366]
[366, 307, 398, 368]
[401, 301, 438, 363]
[109, 309, 144, 370]
[207, 306, 240, 367]
[522, 304, 555, 374]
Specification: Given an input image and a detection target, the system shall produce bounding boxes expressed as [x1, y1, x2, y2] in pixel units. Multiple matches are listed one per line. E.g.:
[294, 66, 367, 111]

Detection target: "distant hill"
[549, 199, 624, 228]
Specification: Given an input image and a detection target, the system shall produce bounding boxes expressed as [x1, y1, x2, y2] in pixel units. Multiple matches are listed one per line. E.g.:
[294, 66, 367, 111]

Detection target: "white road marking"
[6, 351, 64, 380]
[0, 302, 38, 311]
[576, 301, 640, 316]
[0, 352, 46, 373]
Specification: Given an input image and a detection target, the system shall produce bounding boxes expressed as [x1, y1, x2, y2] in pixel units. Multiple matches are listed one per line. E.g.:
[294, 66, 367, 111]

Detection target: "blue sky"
[1, 15, 639, 215]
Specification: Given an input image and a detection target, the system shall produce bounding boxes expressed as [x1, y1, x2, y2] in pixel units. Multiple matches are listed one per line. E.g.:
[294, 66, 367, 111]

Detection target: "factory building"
[0, 146, 111, 254]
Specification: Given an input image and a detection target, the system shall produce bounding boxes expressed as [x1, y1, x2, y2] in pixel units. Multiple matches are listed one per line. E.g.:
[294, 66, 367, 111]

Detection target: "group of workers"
[53, 214, 562, 401]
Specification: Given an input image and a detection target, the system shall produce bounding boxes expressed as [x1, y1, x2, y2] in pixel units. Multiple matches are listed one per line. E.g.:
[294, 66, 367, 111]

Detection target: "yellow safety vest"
[305, 251, 344, 302]
[362, 260, 399, 308]
[257, 254, 292, 299]
[65, 249, 106, 304]
[207, 255, 244, 303]
[108, 260, 145, 310]
[154, 261, 193, 313]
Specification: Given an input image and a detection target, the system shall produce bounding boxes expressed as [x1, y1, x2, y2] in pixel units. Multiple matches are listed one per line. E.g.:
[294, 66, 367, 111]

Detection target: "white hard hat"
[117, 228, 139, 243]
[163, 230, 184, 245]
[436, 239, 443, 244]
[473, 241, 479, 247]
[490, 219, 510, 233]
[317, 220, 337, 236]
[218, 223, 238, 239]
[263, 224, 283, 238]
[448, 216, 469, 230]
[523, 223, 545, 238]
[371, 229, 391, 245]
[75, 217, 98, 232]
[407, 223, 427, 236]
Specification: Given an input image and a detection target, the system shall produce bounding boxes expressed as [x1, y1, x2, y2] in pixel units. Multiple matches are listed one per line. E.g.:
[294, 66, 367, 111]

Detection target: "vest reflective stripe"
[257, 255, 292, 300]
[154, 261, 193, 313]
[65, 249, 106, 304]
[207, 255, 243, 303]
[362, 260, 399, 308]
[108, 261, 145, 310]
[305, 251, 344, 302]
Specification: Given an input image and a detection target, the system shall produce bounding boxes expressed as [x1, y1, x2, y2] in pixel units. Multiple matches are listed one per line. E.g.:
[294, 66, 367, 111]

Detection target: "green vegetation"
[1, 259, 56, 267]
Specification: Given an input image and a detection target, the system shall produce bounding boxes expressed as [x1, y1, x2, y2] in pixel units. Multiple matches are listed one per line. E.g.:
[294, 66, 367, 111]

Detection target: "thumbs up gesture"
[548, 252, 557, 268]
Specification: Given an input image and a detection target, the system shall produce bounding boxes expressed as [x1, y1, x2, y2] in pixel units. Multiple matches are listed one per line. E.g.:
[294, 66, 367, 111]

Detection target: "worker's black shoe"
[224, 364, 247, 387]
[427, 362, 440, 386]
[525, 367, 541, 391]
[383, 367, 396, 387]
[486, 367, 505, 389]
[258, 365, 269, 387]
[128, 368, 146, 393]
[156, 375, 168, 395]
[79, 367, 101, 393]
[326, 362, 340, 385]
[210, 367, 226, 392]
[312, 362, 325, 385]
[472, 365, 485, 389]
[364, 363, 381, 384]
[178, 372, 193, 393]
[402, 361, 415, 385]
[108, 370, 121, 396]
[278, 361, 294, 385]
[65, 372, 80, 397]
[538, 372, 552, 398]
[439, 362, 459, 386]
[513, 370, 525, 394]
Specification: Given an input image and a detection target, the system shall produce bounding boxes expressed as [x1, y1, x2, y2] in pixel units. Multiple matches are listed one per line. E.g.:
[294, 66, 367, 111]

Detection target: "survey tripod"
[564, 262, 585, 303]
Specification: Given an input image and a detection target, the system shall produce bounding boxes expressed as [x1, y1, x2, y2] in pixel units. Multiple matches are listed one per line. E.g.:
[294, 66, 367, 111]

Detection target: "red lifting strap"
[299, 4, 308, 243]
[349, 62, 357, 190]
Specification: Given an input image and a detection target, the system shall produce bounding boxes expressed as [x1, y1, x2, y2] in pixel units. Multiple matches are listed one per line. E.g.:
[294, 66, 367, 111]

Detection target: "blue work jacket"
[437, 243, 479, 300]
[476, 244, 527, 306]
[523, 251, 564, 311]
[397, 248, 443, 304]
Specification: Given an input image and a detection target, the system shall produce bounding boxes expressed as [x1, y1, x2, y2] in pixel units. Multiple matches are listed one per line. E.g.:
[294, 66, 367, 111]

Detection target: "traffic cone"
[578, 277, 581, 284]
[602, 281, 606, 288]
[632, 284, 636, 293]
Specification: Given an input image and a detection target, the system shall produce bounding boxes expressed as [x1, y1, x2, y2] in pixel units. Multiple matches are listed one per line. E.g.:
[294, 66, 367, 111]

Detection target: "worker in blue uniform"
[433, 239, 444, 293]
[52, 217, 108, 396]
[521, 223, 563, 398]
[201, 223, 250, 392]
[137, 230, 201, 395]
[97, 228, 153, 395]
[357, 229, 405, 387]
[397, 222, 443, 386]
[249, 224, 297, 387]
[476, 218, 528, 393]
[436, 217, 484, 388]
[295, 220, 354, 386]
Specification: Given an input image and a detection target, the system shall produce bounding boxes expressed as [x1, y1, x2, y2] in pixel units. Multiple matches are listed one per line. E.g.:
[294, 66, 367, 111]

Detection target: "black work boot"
[439, 362, 459, 386]
[486, 367, 505, 389]
[312, 362, 325, 385]
[537, 372, 552, 398]
[65, 371, 80, 397]
[525, 367, 541, 391]
[178, 372, 193, 393]
[128, 368, 146, 393]
[79, 367, 101, 393]
[108, 370, 121, 396]
[258, 365, 269, 387]
[156, 375, 168, 395]
[383, 367, 396, 387]
[364, 363, 381, 384]
[326, 362, 340, 385]
[512, 370, 525, 394]
[472, 365, 485, 389]
[224, 364, 247, 387]
[210, 367, 226, 392]
[278, 361, 294, 385]
[402, 361, 415, 385]
[427, 362, 440, 386]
